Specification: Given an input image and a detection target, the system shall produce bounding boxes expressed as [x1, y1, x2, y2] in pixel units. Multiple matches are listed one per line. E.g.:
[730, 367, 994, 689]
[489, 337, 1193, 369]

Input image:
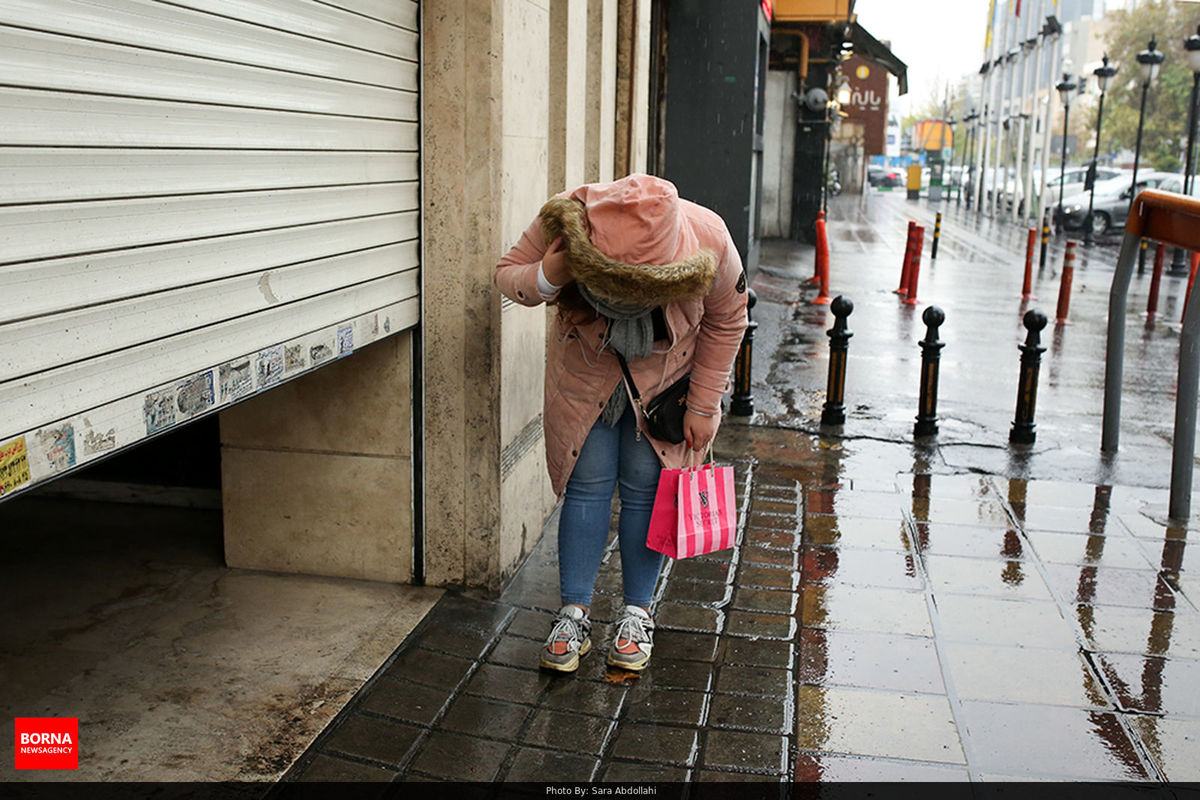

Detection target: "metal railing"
[1102, 189, 1200, 520]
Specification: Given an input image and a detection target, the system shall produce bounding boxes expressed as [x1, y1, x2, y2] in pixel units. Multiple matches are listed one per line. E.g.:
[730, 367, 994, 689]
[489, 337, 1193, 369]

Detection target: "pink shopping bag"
[646, 467, 686, 558]
[646, 462, 737, 559]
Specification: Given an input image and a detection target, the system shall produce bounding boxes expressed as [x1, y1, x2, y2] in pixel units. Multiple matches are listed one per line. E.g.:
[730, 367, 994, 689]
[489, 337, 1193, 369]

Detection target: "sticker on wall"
[143, 389, 177, 434]
[256, 346, 284, 388]
[176, 371, 215, 419]
[310, 343, 333, 365]
[337, 326, 354, 357]
[82, 426, 116, 457]
[219, 358, 253, 403]
[369, 314, 379, 337]
[383, 316, 391, 333]
[0, 436, 31, 496]
[37, 424, 76, 474]
[284, 344, 306, 373]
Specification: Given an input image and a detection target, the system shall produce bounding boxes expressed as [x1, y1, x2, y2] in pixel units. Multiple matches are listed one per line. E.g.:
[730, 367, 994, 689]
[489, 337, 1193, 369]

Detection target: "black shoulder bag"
[613, 351, 690, 444]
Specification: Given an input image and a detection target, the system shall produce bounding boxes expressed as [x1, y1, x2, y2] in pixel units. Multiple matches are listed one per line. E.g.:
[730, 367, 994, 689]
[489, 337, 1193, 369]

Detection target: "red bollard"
[904, 226, 926, 305]
[1147, 242, 1166, 318]
[896, 221, 916, 295]
[808, 211, 827, 284]
[812, 213, 832, 305]
[1184, 252, 1200, 320]
[1056, 240, 1076, 324]
[1022, 227, 1037, 299]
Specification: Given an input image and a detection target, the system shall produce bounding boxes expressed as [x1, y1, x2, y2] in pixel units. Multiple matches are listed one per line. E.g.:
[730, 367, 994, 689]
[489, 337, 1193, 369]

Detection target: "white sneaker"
[606, 605, 655, 671]
[540, 605, 592, 673]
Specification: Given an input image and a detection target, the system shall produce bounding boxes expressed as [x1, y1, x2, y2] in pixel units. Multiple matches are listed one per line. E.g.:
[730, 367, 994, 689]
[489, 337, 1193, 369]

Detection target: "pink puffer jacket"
[494, 174, 749, 496]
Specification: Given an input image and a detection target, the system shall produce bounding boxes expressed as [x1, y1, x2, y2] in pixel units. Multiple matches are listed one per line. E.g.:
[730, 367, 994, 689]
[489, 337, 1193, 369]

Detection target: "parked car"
[868, 164, 903, 188]
[1057, 171, 1180, 234]
[1043, 165, 1126, 209]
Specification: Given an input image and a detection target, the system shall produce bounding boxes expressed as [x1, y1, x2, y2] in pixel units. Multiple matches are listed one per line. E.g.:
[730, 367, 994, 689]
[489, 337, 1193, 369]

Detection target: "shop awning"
[847, 20, 907, 95]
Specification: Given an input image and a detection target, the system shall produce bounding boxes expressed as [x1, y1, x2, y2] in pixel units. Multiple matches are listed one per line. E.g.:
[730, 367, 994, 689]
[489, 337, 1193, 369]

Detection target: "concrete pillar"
[220, 333, 415, 583]
[585, 0, 618, 183]
[549, 0, 589, 194]
[614, 0, 650, 177]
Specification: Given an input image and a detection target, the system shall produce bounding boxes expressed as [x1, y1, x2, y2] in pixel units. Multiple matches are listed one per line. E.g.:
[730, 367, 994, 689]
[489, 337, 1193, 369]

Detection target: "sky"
[852, 0, 994, 118]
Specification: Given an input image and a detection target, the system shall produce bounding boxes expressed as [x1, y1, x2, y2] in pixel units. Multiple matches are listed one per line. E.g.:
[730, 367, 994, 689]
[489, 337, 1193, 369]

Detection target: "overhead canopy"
[847, 20, 907, 95]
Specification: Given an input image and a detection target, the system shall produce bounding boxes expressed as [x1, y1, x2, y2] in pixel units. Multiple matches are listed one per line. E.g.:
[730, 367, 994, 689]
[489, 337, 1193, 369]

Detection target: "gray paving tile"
[715, 664, 791, 698]
[707, 693, 789, 734]
[320, 714, 422, 767]
[359, 679, 448, 726]
[656, 601, 722, 632]
[381, 647, 474, 691]
[505, 747, 599, 782]
[440, 694, 531, 741]
[520, 708, 613, 754]
[654, 630, 720, 662]
[600, 760, 689, 781]
[610, 722, 699, 766]
[294, 754, 398, 783]
[540, 676, 628, 718]
[463, 662, 552, 704]
[700, 729, 786, 773]
[408, 731, 511, 781]
[623, 689, 708, 727]
[721, 637, 793, 669]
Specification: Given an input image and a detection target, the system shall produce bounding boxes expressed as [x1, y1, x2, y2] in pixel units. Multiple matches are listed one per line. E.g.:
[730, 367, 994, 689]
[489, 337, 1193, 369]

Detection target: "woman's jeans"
[559, 405, 664, 609]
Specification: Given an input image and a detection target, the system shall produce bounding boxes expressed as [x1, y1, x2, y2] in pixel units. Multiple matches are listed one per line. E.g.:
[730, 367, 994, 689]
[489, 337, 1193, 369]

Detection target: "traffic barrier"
[903, 226, 925, 305]
[729, 288, 758, 416]
[1102, 189, 1200, 519]
[1147, 242, 1166, 318]
[1022, 227, 1037, 299]
[1039, 215, 1050, 269]
[807, 211, 826, 284]
[895, 222, 916, 295]
[914, 306, 945, 438]
[812, 213, 832, 305]
[1010, 309, 1048, 444]
[1055, 240, 1076, 324]
[930, 212, 943, 260]
[820, 296, 854, 427]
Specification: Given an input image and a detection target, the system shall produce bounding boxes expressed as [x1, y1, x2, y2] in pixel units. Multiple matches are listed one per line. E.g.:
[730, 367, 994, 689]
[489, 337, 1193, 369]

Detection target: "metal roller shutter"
[0, 0, 421, 498]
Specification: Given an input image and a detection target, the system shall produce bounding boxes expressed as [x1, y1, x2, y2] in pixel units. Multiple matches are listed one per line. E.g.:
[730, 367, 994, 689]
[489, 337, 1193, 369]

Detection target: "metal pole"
[730, 288, 758, 416]
[1170, 272, 1200, 519]
[1101, 231, 1143, 453]
[1130, 80, 1149, 204]
[1035, 33, 1063, 232]
[1057, 101, 1069, 233]
[1171, 72, 1200, 273]
[1084, 84, 1109, 247]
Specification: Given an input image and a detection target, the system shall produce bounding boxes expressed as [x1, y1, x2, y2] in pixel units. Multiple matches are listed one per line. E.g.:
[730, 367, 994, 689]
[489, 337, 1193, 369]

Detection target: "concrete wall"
[762, 70, 797, 239]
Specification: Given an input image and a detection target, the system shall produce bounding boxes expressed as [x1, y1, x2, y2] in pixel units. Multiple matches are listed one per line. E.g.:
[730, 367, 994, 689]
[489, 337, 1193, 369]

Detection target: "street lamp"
[961, 109, 978, 207]
[1172, 27, 1200, 273]
[1130, 38, 1164, 205]
[1084, 54, 1118, 246]
[1055, 72, 1077, 233]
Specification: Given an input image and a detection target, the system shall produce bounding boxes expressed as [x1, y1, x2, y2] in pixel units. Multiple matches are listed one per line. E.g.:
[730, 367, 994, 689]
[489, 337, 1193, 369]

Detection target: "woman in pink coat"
[495, 173, 748, 673]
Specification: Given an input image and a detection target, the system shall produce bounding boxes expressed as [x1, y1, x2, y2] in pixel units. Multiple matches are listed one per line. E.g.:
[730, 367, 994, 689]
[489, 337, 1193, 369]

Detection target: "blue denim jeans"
[558, 406, 664, 609]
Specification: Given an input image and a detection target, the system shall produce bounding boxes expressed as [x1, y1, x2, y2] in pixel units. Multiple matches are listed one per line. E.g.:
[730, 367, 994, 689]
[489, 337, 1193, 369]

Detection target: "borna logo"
[14, 718, 78, 770]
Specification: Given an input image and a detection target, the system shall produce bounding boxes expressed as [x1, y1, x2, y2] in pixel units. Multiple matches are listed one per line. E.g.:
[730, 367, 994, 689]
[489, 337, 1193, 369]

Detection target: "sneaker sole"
[606, 650, 650, 671]
[540, 638, 591, 673]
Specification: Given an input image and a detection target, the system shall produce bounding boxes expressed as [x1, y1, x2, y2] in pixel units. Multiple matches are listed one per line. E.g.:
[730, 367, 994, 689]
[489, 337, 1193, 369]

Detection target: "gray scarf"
[578, 283, 654, 426]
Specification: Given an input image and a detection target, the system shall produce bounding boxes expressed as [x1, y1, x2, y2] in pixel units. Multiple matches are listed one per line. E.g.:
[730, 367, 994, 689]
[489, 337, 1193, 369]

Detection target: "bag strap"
[612, 349, 641, 402]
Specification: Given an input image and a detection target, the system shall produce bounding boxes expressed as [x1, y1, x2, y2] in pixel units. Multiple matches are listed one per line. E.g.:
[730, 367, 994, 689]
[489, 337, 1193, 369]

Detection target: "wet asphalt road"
[284, 191, 1200, 784]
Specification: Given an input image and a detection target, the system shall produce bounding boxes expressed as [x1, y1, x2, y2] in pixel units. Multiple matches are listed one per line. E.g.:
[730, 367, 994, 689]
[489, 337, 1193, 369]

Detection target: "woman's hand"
[683, 408, 720, 452]
[542, 236, 572, 285]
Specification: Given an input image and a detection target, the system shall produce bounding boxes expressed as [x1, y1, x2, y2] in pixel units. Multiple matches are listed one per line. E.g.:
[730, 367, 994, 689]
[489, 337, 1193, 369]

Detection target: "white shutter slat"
[0, 213, 418, 323]
[0, 89, 418, 150]
[0, 0, 416, 84]
[2, 251, 419, 379]
[317, 0, 418, 30]
[0, 183, 419, 265]
[1, 28, 417, 119]
[1, 278, 419, 440]
[0, 149, 418, 204]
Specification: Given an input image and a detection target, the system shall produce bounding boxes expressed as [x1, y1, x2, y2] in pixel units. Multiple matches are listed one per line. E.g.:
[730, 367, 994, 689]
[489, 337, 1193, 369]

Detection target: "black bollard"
[1138, 238, 1148, 275]
[914, 306, 945, 438]
[821, 296, 854, 427]
[1039, 216, 1050, 270]
[930, 212, 942, 260]
[730, 288, 758, 416]
[1010, 309, 1048, 444]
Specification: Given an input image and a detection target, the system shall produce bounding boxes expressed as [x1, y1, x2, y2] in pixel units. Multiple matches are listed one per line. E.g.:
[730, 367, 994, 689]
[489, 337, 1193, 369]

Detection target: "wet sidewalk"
[282, 194, 1200, 784]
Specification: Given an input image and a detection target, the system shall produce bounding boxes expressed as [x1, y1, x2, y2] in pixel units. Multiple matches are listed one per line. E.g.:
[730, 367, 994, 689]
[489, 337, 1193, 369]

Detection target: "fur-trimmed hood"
[538, 174, 717, 307]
